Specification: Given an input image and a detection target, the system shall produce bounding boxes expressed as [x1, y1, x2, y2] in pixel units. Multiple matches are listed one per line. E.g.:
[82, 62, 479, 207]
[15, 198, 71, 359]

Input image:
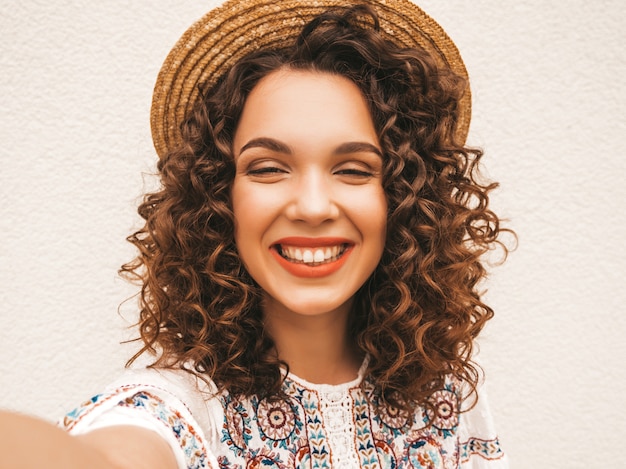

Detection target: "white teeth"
[302, 250, 314, 263]
[313, 249, 325, 262]
[279, 244, 346, 264]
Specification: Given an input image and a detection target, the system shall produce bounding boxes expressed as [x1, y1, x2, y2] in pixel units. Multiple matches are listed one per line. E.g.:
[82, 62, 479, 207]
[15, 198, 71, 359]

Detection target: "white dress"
[60, 360, 508, 469]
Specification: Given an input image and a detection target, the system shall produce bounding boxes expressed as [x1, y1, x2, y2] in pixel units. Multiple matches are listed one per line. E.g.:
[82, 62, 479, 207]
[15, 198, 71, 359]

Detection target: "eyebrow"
[238, 137, 382, 157]
[239, 137, 292, 155]
[333, 141, 382, 158]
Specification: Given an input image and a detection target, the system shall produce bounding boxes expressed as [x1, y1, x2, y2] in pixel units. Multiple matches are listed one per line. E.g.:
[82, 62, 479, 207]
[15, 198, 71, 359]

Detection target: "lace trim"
[317, 386, 361, 467]
[281, 356, 369, 467]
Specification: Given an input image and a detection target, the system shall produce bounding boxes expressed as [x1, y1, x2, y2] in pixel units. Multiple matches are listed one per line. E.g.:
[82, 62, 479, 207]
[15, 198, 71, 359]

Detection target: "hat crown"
[151, 0, 471, 158]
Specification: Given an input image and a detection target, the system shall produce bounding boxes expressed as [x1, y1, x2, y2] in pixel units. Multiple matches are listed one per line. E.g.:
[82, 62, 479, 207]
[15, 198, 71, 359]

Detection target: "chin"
[264, 293, 354, 319]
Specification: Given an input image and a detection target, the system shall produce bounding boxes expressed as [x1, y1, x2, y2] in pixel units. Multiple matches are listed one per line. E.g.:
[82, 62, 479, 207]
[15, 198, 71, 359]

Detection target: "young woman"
[0, 1, 510, 467]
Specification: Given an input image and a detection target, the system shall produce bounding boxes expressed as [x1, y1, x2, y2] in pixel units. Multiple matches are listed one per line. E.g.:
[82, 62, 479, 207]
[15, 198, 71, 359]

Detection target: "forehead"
[248, 69, 368, 111]
[234, 69, 379, 153]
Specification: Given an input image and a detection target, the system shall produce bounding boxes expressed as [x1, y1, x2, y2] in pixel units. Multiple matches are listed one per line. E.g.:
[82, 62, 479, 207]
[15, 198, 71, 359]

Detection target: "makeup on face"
[231, 69, 387, 318]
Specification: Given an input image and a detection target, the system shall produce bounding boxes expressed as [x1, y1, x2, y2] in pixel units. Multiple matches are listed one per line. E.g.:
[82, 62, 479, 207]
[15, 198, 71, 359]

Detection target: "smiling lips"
[271, 237, 354, 278]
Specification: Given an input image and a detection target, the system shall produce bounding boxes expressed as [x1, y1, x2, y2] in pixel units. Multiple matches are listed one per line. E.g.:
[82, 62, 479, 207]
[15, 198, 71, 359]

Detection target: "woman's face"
[231, 69, 387, 319]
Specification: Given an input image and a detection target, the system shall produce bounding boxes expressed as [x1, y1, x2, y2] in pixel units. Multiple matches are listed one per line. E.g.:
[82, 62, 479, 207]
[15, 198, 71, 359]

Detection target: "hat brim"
[150, 0, 471, 159]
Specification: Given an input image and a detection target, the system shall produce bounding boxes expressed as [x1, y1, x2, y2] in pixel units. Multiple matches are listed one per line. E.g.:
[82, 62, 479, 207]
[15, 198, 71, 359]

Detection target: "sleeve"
[458, 381, 509, 468]
[59, 375, 220, 469]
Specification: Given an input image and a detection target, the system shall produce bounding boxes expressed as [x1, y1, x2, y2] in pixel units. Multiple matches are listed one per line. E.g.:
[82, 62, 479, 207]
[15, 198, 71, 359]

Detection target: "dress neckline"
[282, 355, 369, 393]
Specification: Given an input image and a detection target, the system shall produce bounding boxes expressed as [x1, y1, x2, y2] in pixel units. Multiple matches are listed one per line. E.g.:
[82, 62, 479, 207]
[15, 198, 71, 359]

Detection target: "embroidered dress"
[60, 362, 507, 469]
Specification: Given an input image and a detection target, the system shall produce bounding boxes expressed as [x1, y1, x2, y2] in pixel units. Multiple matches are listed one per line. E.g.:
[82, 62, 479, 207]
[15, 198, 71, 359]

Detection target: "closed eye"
[248, 167, 287, 175]
[335, 168, 373, 177]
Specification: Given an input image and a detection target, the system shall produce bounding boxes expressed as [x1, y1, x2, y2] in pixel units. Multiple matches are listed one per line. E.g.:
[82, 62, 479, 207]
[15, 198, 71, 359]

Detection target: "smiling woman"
[232, 70, 387, 383]
[232, 71, 387, 324]
[0, 1, 510, 468]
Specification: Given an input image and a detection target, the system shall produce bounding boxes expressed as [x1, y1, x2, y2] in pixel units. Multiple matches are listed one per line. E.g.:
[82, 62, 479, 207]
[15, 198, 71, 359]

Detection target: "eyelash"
[248, 167, 373, 178]
[335, 168, 373, 177]
[247, 167, 286, 175]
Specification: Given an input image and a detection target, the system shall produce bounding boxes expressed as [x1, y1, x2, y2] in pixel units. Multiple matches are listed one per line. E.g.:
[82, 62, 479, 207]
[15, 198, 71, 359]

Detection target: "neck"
[262, 299, 362, 385]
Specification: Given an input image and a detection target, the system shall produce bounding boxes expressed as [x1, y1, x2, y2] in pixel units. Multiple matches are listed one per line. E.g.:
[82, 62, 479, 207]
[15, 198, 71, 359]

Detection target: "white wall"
[1, 1, 624, 467]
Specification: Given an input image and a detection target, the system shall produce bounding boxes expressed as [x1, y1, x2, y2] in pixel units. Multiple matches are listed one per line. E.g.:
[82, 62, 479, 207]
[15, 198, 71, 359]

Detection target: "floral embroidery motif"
[406, 436, 445, 468]
[219, 389, 310, 468]
[221, 395, 252, 455]
[461, 436, 505, 462]
[427, 386, 459, 437]
[256, 397, 302, 445]
[373, 439, 397, 469]
[61, 373, 504, 469]
[215, 375, 504, 468]
[246, 452, 286, 468]
[372, 389, 414, 443]
[378, 403, 411, 431]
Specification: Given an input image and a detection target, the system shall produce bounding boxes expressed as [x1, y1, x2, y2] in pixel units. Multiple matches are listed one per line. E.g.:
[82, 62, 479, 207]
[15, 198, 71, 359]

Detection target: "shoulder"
[112, 366, 221, 429]
[63, 366, 218, 430]
[60, 366, 223, 469]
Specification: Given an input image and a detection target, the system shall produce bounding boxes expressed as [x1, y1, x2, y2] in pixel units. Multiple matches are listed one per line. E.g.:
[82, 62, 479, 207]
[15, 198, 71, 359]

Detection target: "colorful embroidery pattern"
[299, 390, 332, 469]
[61, 384, 138, 430]
[461, 436, 506, 462]
[406, 436, 445, 468]
[61, 374, 505, 468]
[256, 397, 299, 443]
[351, 389, 379, 469]
[121, 391, 209, 469]
[221, 394, 253, 456]
[215, 376, 504, 468]
[61, 385, 211, 469]
[427, 385, 460, 438]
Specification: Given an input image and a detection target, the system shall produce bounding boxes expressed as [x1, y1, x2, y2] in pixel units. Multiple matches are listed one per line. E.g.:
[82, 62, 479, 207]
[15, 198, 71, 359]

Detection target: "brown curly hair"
[122, 5, 510, 406]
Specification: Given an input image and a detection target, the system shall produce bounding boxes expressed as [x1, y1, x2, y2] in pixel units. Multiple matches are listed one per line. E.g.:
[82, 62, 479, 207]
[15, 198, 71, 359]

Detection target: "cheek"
[232, 181, 262, 224]
[231, 183, 257, 249]
[357, 187, 387, 236]
[231, 183, 282, 246]
[342, 185, 387, 266]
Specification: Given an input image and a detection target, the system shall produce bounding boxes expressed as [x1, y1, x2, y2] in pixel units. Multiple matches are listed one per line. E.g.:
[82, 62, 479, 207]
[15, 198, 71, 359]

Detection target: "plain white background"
[1, 1, 625, 467]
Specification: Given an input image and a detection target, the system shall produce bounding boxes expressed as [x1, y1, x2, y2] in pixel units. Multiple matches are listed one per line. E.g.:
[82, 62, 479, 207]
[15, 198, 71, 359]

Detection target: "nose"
[285, 172, 339, 225]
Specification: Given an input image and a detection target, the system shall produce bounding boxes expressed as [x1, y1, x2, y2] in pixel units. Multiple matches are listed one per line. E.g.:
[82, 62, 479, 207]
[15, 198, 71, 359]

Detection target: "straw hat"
[150, 0, 471, 159]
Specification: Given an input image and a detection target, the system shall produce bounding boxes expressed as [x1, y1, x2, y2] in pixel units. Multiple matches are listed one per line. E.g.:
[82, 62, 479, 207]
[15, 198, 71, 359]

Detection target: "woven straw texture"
[150, 0, 471, 158]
